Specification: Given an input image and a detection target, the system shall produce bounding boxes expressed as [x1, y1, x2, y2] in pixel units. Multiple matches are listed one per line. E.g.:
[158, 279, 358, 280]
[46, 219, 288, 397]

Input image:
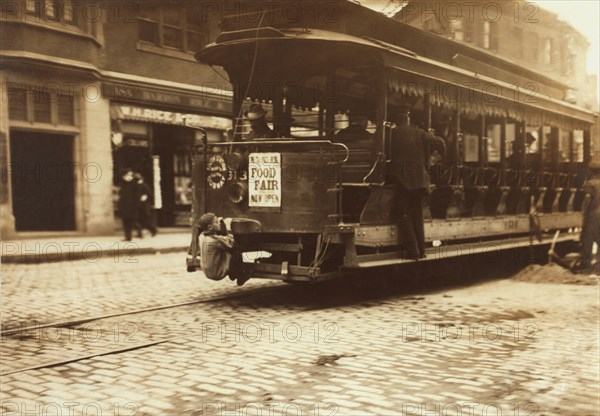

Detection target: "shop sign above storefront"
[112, 105, 232, 130]
[102, 82, 232, 114]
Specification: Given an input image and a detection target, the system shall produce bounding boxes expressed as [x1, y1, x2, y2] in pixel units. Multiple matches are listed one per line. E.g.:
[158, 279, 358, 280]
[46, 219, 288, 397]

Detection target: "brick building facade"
[1, 0, 233, 237]
[393, 0, 597, 111]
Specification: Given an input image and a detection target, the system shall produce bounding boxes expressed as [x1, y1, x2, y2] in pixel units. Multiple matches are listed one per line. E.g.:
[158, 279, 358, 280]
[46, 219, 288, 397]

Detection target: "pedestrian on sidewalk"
[134, 173, 157, 238]
[118, 169, 139, 241]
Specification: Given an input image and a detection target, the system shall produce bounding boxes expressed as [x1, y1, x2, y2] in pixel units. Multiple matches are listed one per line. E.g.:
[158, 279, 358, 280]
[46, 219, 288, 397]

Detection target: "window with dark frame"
[482, 21, 490, 49]
[6, 86, 75, 126]
[24, 0, 79, 27]
[138, 5, 159, 44]
[482, 21, 498, 51]
[57, 94, 75, 125]
[7, 87, 28, 121]
[564, 36, 575, 76]
[33, 91, 52, 123]
[138, 5, 208, 53]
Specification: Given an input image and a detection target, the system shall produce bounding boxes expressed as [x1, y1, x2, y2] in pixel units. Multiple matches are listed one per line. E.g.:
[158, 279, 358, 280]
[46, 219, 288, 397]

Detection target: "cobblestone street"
[2, 252, 599, 416]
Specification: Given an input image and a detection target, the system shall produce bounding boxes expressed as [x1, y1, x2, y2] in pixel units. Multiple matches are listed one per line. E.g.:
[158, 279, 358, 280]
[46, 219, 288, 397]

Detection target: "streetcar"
[186, 1, 595, 283]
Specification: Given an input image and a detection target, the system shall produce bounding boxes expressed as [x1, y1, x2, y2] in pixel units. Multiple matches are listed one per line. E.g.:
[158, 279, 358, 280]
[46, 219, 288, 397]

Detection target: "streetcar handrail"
[200, 139, 350, 163]
[383, 121, 393, 163]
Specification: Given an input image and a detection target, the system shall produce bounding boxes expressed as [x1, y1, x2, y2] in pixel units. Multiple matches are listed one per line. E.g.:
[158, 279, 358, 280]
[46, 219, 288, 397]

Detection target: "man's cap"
[348, 113, 368, 124]
[244, 103, 267, 120]
[198, 212, 217, 231]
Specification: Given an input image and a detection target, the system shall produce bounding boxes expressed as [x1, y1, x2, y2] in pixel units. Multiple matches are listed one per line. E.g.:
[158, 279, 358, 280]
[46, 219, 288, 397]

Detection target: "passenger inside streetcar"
[335, 113, 374, 143]
[244, 103, 277, 140]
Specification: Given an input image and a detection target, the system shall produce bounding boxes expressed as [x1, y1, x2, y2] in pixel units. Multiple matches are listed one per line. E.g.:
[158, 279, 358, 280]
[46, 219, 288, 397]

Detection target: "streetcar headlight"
[228, 181, 247, 204]
[224, 152, 244, 170]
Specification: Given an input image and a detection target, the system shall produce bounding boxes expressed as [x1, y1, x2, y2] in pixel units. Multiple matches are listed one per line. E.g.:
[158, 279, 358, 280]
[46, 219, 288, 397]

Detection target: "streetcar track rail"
[2, 284, 309, 377]
[3, 235, 575, 338]
[1, 284, 281, 337]
[3, 239, 580, 376]
[2, 338, 177, 376]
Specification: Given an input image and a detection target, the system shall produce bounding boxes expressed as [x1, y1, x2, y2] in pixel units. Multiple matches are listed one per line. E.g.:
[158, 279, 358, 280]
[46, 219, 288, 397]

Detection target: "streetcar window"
[334, 113, 376, 134]
[559, 129, 571, 162]
[459, 113, 480, 163]
[463, 134, 479, 162]
[486, 124, 501, 162]
[541, 126, 552, 163]
[505, 123, 516, 159]
[525, 128, 540, 154]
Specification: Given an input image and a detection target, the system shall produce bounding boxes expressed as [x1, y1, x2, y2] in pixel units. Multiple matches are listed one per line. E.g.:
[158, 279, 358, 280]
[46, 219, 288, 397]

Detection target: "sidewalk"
[1, 228, 191, 264]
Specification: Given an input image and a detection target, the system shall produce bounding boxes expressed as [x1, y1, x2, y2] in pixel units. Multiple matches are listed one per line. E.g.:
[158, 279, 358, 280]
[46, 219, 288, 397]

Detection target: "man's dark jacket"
[388, 125, 446, 190]
[246, 124, 277, 140]
[118, 180, 139, 218]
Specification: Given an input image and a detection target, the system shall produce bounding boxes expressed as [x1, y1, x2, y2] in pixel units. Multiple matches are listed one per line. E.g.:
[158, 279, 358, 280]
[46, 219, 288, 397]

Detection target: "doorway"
[152, 125, 194, 227]
[10, 131, 76, 231]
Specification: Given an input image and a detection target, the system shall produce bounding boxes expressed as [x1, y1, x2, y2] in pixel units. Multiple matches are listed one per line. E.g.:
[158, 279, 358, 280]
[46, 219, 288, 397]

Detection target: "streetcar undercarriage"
[230, 212, 582, 283]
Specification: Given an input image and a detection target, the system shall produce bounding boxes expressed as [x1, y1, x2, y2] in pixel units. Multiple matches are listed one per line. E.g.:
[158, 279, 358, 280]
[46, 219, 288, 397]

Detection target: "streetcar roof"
[196, 27, 595, 126]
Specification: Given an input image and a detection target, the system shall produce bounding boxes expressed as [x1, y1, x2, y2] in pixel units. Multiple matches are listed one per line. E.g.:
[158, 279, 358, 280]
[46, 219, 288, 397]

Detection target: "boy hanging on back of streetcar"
[186, 212, 250, 286]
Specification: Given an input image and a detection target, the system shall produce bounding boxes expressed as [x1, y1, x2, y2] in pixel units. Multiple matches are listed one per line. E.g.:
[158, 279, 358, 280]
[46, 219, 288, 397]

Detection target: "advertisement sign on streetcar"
[248, 153, 281, 207]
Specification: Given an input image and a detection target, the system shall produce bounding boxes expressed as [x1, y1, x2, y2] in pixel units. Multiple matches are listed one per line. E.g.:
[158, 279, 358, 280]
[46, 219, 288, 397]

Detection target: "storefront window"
[174, 153, 192, 206]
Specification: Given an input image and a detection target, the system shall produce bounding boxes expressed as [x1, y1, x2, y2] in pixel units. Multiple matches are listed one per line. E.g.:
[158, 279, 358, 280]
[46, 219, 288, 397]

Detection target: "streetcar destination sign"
[248, 152, 281, 207]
